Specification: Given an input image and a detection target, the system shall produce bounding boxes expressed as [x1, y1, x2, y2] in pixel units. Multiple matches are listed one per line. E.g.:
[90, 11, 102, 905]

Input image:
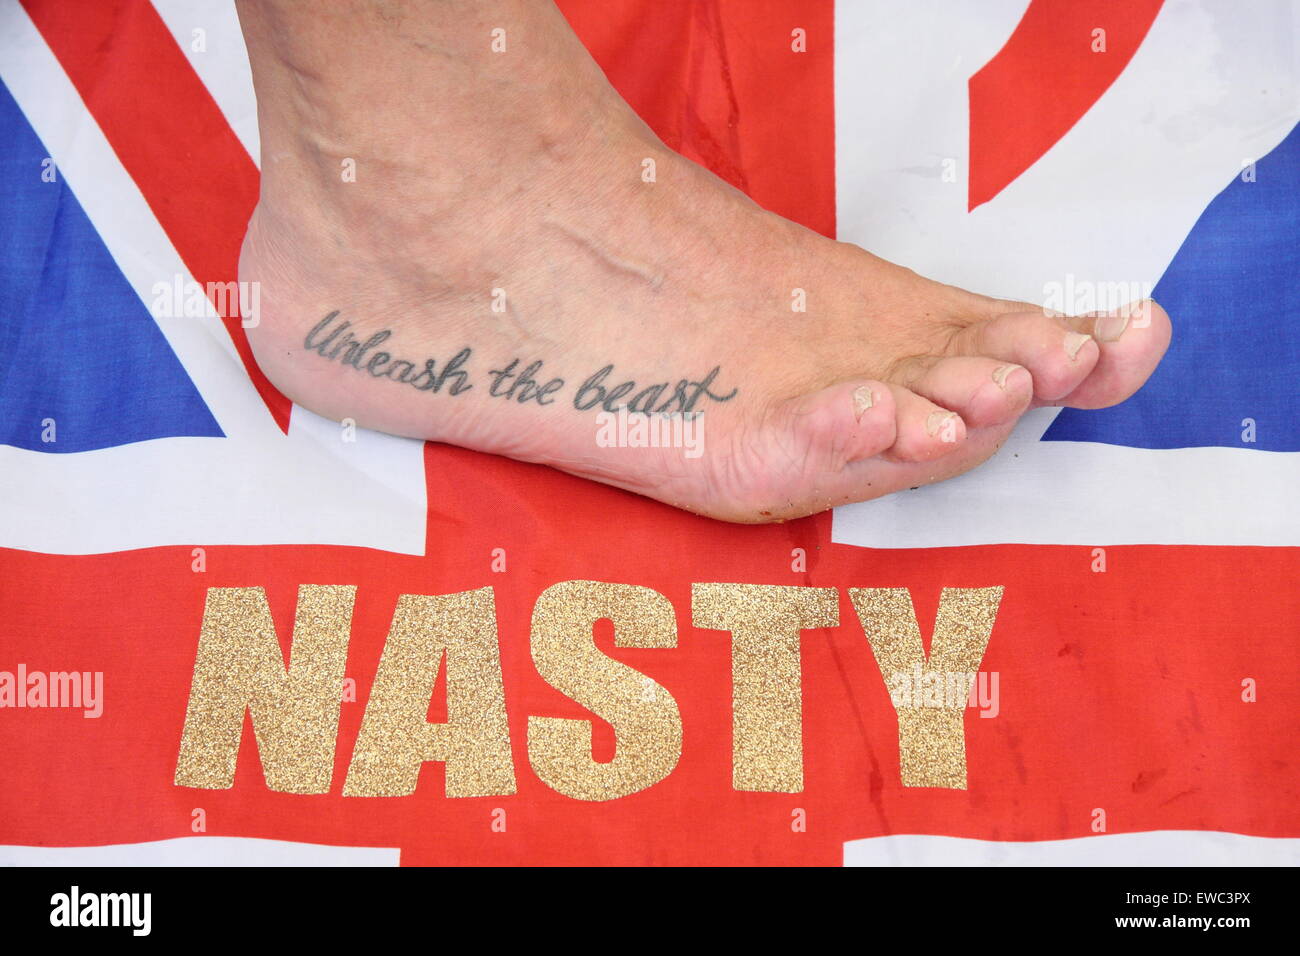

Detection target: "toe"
[949, 309, 1101, 401]
[899, 356, 1033, 429]
[779, 379, 897, 467]
[1051, 299, 1172, 409]
[883, 384, 967, 462]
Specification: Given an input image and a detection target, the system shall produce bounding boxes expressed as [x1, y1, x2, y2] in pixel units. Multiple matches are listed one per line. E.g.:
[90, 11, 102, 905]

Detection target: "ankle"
[241, 4, 646, 234]
[242, 1, 620, 162]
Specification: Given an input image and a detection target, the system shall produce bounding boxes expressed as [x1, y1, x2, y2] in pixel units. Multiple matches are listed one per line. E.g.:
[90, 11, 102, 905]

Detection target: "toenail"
[926, 410, 957, 437]
[1064, 331, 1092, 360]
[1128, 297, 1157, 329]
[991, 364, 1019, 389]
[852, 386, 874, 421]
[1093, 312, 1130, 342]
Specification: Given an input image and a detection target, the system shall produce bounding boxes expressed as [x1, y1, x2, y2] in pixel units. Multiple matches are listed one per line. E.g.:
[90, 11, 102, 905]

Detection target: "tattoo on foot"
[303, 311, 739, 414]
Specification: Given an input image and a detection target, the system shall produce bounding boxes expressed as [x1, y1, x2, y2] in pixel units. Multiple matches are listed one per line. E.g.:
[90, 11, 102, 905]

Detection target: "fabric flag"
[0, 0, 1296, 866]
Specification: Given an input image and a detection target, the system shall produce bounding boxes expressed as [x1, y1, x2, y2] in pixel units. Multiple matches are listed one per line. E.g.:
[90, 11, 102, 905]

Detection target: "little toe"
[778, 379, 898, 467]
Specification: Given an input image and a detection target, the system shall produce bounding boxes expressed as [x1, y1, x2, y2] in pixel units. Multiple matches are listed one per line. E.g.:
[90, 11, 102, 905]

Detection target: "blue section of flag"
[1043, 120, 1300, 451]
[0, 80, 222, 453]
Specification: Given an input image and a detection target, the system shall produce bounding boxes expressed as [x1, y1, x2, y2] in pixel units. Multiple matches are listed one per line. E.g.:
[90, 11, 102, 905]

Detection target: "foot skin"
[236, 0, 1170, 523]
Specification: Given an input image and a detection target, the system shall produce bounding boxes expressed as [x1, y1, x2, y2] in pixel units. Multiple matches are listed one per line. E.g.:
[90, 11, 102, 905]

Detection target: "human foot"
[236, 0, 1170, 523]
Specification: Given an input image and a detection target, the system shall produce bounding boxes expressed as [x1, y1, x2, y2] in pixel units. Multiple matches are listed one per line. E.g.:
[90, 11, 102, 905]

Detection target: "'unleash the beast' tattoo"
[303, 311, 739, 414]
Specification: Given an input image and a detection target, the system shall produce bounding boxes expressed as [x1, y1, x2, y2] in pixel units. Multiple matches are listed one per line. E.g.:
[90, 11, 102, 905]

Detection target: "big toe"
[1050, 298, 1172, 409]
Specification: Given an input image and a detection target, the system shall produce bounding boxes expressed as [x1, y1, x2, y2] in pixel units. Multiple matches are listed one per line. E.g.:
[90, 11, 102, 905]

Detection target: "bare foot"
[237, 0, 1170, 522]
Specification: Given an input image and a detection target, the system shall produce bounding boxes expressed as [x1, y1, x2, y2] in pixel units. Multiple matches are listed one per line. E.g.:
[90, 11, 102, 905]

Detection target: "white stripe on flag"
[845, 830, 1300, 866]
[0, 837, 399, 867]
[832, 409, 1300, 548]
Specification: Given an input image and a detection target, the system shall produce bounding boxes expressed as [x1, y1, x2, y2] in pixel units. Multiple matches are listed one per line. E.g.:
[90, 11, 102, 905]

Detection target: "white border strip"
[0, 837, 398, 867]
[845, 830, 1300, 867]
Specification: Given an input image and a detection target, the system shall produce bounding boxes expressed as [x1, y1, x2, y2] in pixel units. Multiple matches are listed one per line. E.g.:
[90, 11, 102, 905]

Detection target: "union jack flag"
[0, 0, 1296, 866]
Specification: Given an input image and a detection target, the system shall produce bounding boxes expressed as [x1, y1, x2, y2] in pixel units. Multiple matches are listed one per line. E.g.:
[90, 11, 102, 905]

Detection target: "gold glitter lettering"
[174, 585, 355, 793]
[849, 587, 1003, 789]
[692, 583, 838, 793]
[344, 587, 515, 797]
[527, 581, 681, 801]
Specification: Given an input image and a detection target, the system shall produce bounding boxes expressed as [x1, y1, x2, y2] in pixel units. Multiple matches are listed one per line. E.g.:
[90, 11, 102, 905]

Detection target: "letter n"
[174, 585, 355, 793]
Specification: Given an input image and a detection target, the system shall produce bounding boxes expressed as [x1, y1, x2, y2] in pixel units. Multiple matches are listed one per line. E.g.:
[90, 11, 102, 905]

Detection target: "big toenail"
[852, 386, 874, 421]
[1093, 313, 1130, 342]
[1064, 331, 1092, 360]
[926, 410, 956, 437]
[1128, 297, 1157, 329]
[991, 364, 1018, 389]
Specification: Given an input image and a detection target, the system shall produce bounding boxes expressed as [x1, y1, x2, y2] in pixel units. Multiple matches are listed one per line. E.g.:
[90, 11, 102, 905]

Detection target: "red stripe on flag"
[21, 0, 293, 433]
[561, 0, 836, 237]
[968, 0, 1164, 211]
[1, 536, 1296, 864]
